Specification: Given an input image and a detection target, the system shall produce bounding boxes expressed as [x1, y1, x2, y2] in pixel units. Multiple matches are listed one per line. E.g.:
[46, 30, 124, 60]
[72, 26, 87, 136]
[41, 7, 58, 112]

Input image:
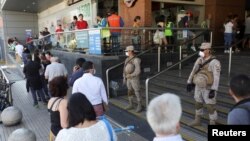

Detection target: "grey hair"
[50, 57, 59, 62]
[147, 93, 182, 135]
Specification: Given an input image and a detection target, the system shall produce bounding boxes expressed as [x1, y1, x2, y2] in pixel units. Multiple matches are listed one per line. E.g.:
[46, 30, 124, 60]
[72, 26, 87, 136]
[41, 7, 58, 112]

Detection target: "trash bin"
[109, 80, 127, 97]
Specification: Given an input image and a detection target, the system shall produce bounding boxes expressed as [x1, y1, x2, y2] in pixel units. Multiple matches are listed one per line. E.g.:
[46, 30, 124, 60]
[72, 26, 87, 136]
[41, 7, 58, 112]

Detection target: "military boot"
[209, 120, 216, 125]
[188, 115, 201, 126]
[125, 96, 133, 110]
[135, 101, 142, 113]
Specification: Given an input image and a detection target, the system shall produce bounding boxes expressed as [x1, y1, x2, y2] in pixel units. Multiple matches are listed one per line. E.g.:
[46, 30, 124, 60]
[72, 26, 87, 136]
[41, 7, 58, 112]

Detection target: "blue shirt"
[227, 98, 250, 125]
[68, 68, 84, 87]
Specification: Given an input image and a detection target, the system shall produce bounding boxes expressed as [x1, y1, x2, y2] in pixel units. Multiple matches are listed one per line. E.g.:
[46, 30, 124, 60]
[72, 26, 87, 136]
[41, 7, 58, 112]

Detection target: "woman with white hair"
[147, 93, 183, 141]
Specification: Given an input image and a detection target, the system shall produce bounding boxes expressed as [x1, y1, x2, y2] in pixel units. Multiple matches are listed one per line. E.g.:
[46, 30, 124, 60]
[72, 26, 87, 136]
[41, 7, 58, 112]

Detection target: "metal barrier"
[207, 35, 249, 75]
[0, 66, 13, 105]
[29, 27, 210, 55]
[27, 27, 210, 99]
[106, 30, 209, 98]
[227, 35, 250, 75]
[144, 30, 209, 107]
[145, 52, 198, 107]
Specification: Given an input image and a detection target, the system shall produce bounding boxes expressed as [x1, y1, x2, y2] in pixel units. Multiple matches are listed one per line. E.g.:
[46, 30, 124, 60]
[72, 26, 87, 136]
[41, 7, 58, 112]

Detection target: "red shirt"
[76, 20, 88, 29]
[55, 28, 64, 32]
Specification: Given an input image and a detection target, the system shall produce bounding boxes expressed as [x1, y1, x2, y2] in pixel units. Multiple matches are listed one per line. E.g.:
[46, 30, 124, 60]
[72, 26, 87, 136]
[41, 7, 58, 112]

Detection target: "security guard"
[123, 45, 142, 113]
[165, 17, 174, 46]
[187, 42, 221, 125]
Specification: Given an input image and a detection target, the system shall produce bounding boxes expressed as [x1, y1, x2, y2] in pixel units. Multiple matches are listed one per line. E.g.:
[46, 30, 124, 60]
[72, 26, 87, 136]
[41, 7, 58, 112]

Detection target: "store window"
[97, 0, 118, 17]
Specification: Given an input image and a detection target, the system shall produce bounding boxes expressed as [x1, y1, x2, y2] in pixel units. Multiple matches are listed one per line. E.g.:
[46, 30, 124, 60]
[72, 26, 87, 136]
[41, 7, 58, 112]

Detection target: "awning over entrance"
[1, 0, 64, 13]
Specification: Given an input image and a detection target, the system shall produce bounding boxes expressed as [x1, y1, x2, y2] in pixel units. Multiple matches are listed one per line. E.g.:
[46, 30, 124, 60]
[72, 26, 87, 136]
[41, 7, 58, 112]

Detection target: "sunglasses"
[200, 49, 209, 52]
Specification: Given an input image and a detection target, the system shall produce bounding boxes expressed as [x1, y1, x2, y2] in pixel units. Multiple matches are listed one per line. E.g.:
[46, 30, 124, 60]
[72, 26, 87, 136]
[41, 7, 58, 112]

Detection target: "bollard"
[8, 128, 36, 141]
[1, 106, 22, 126]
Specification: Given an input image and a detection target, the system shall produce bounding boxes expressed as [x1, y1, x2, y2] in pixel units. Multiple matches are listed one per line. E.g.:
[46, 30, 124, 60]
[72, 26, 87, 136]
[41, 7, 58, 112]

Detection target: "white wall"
[38, 0, 97, 34]
[2, 10, 38, 44]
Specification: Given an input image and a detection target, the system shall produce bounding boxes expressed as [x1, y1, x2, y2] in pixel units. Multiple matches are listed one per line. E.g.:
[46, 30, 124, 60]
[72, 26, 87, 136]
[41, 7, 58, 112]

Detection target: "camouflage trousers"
[126, 77, 141, 102]
[194, 86, 217, 121]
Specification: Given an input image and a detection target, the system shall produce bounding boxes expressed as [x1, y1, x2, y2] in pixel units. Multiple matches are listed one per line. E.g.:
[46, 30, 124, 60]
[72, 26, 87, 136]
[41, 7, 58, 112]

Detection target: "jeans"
[110, 33, 121, 54]
[41, 76, 50, 98]
[224, 33, 232, 50]
[30, 87, 46, 105]
[132, 35, 141, 51]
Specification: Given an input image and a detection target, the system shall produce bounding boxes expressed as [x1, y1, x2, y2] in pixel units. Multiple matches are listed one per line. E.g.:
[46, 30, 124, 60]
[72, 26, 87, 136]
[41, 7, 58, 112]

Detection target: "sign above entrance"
[124, 0, 137, 8]
[176, 0, 195, 1]
[67, 0, 83, 6]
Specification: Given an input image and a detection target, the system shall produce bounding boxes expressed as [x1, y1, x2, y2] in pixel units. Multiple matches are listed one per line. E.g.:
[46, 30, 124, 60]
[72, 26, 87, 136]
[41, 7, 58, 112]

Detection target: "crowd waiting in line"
[4, 8, 250, 141]
[12, 42, 249, 141]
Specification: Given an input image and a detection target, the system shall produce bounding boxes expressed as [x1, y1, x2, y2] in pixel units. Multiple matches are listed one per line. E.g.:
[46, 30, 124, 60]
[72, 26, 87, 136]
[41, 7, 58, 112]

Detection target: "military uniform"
[123, 55, 142, 112]
[187, 55, 221, 125]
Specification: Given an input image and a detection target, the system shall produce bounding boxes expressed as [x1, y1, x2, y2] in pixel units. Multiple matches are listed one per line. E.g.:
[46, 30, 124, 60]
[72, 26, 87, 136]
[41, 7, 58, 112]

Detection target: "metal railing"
[144, 30, 210, 107]
[228, 35, 250, 75]
[106, 46, 157, 98]
[207, 35, 249, 75]
[105, 29, 209, 98]
[27, 27, 209, 54]
[145, 52, 198, 107]
[0, 67, 13, 105]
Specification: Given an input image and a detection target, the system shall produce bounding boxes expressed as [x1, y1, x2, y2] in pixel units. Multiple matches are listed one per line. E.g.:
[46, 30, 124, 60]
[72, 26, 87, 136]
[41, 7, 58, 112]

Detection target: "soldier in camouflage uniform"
[123, 46, 142, 113]
[187, 42, 221, 125]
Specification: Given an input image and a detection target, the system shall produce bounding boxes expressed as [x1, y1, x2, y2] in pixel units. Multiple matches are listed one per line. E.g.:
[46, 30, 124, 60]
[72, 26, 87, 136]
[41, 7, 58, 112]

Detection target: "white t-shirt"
[72, 73, 108, 105]
[15, 44, 24, 57]
[224, 22, 233, 33]
[153, 134, 183, 141]
[55, 120, 117, 141]
[44, 62, 68, 82]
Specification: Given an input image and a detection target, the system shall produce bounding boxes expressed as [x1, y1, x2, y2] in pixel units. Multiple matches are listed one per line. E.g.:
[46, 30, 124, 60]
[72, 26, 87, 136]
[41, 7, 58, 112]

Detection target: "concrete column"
[119, 0, 152, 27]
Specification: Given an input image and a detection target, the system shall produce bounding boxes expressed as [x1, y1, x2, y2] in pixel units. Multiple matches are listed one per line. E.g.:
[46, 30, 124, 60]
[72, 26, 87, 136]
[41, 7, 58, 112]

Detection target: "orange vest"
[108, 14, 121, 33]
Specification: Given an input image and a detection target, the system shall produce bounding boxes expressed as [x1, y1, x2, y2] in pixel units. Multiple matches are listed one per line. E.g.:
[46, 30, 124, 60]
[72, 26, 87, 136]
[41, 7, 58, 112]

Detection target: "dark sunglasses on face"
[200, 49, 208, 52]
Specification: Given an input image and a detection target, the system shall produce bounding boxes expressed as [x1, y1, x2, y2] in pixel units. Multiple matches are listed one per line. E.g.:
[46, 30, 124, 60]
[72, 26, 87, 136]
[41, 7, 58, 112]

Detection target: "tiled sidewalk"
[0, 55, 148, 141]
[0, 79, 50, 141]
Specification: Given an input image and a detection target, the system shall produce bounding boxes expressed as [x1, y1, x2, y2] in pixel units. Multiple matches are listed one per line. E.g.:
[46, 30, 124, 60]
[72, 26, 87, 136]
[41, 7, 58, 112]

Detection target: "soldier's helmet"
[125, 45, 135, 52]
[200, 42, 211, 50]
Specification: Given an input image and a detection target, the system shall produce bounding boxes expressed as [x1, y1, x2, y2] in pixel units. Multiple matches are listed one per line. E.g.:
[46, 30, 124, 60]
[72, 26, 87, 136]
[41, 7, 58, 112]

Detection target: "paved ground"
[0, 55, 148, 141]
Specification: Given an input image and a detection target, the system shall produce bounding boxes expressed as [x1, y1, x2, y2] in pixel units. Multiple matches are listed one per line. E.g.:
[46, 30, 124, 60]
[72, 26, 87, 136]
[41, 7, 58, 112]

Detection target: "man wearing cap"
[186, 42, 221, 125]
[123, 45, 142, 112]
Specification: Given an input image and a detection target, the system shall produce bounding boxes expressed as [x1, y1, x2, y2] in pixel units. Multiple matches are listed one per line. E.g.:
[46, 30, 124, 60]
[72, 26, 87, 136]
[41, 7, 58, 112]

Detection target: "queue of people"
[18, 41, 250, 141]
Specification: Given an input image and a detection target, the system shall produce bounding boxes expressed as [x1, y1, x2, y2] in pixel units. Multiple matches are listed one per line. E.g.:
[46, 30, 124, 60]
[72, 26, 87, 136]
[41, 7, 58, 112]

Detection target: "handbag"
[98, 116, 114, 141]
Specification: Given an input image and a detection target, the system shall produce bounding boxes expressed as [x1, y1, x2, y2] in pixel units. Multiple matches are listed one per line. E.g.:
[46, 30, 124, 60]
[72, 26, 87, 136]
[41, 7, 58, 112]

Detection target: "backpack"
[192, 58, 215, 87]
